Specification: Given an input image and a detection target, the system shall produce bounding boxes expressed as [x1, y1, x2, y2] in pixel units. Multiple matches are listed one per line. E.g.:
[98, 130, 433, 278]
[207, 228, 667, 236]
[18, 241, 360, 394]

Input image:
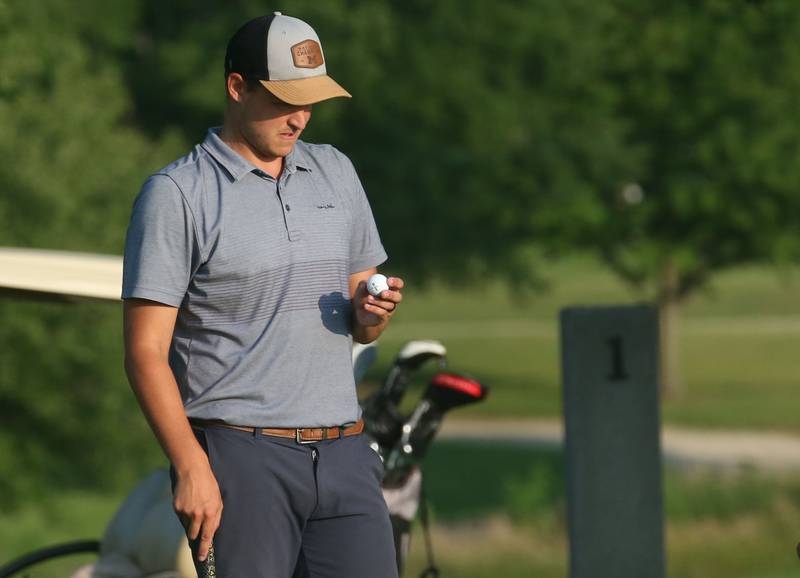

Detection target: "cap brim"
[260, 76, 351, 106]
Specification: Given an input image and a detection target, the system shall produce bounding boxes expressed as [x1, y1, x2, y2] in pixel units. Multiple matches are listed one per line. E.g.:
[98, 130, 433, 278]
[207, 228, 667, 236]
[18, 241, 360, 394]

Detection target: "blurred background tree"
[549, 0, 800, 395]
[0, 0, 183, 503]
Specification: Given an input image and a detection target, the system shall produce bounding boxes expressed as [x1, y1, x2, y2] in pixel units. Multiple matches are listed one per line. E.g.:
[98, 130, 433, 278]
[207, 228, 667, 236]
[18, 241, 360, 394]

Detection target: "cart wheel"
[0, 540, 100, 578]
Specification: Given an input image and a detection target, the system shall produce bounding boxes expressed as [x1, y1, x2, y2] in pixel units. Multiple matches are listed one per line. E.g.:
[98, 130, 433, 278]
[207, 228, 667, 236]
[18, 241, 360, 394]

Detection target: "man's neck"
[219, 126, 284, 179]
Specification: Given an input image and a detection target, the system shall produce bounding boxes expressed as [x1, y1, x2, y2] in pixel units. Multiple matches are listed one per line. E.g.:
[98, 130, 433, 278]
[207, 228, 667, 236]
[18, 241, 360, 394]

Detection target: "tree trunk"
[658, 260, 683, 398]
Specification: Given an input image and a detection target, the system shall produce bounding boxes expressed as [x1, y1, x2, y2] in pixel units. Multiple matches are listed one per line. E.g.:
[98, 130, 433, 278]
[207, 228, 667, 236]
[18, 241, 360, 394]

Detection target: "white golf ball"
[366, 273, 389, 297]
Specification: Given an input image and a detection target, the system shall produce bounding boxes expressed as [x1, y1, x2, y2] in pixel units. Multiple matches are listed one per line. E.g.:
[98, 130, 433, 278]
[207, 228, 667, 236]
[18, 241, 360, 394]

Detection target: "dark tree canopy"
[568, 0, 800, 299]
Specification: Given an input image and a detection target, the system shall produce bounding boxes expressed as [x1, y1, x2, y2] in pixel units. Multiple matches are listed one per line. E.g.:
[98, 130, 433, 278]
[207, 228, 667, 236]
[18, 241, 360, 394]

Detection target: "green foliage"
[0, 0, 183, 252]
[328, 0, 634, 284]
[0, 0, 178, 505]
[558, 0, 800, 297]
[0, 301, 164, 507]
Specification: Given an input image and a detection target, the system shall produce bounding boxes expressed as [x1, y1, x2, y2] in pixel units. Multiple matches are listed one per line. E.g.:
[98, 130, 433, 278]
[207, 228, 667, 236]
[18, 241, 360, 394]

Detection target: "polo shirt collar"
[201, 128, 312, 182]
[201, 128, 253, 182]
[287, 143, 312, 174]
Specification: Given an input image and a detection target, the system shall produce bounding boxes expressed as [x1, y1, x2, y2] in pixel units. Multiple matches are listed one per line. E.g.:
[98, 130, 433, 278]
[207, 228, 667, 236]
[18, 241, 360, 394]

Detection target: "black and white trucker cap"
[224, 12, 352, 106]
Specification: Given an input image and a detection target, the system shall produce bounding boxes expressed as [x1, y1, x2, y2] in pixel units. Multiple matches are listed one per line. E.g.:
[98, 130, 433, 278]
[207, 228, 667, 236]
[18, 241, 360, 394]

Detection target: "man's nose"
[288, 106, 312, 131]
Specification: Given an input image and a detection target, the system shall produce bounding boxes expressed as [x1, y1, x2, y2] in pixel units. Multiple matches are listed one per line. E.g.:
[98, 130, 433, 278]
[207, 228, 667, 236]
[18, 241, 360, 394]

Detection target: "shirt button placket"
[280, 174, 301, 242]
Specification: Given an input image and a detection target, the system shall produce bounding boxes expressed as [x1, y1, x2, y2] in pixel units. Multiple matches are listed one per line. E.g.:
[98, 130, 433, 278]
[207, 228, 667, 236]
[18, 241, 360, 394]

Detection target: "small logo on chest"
[317, 203, 336, 209]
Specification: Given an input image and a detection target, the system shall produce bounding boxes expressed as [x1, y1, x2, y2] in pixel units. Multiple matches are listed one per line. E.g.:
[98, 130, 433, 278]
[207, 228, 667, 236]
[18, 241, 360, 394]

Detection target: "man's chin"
[273, 141, 296, 157]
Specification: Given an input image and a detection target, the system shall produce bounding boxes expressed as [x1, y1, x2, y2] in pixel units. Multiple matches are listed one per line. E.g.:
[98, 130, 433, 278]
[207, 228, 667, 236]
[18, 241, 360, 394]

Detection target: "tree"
[327, 0, 636, 284]
[553, 0, 800, 395]
[0, 0, 184, 503]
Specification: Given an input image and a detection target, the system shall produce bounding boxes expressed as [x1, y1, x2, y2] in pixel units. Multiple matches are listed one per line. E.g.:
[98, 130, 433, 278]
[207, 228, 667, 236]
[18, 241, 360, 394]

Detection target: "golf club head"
[425, 372, 489, 412]
[393, 340, 447, 371]
[383, 340, 447, 406]
[383, 373, 489, 485]
[363, 341, 448, 452]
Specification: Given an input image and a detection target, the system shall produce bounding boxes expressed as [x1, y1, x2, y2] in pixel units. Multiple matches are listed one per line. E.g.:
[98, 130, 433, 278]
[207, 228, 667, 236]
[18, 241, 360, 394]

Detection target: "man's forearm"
[351, 316, 390, 344]
[124, 353, 208, 473]
[126, 350, 223, 564]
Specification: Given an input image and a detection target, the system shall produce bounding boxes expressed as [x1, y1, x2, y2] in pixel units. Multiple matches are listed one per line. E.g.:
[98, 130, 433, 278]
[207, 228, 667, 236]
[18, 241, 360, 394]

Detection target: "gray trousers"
[173, 424, 399, 578]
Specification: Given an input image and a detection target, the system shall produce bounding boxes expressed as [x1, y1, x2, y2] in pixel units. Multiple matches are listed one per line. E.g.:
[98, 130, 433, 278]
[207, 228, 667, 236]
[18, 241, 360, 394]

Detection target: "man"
[122, 12, 402, 578]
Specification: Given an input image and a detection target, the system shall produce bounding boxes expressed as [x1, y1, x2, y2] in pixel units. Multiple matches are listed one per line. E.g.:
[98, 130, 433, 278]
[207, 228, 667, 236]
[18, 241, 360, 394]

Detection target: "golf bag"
[357, 341, 489, 576]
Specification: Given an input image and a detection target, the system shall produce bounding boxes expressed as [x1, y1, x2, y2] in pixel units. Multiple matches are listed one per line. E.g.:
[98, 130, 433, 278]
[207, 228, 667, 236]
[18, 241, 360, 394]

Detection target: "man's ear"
[226, 73, 247, 103]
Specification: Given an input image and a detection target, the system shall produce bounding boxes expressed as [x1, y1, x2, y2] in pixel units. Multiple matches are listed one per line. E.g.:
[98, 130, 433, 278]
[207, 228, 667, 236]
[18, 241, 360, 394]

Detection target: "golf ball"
[367, 273, 389, 297]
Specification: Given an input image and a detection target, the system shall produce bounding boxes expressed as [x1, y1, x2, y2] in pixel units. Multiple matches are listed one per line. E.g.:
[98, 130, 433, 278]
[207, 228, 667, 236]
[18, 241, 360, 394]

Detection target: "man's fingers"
[379, 290, 402, 304]
[363, 302, 388, 315]
[196, 510, 222, 561]
[187, 514, 202, 541]
[365, 299, 395, 314]
[171, 467, 223, 560]
[197, 531, 213, 562]
[364, 303, 392, 316]
[367, 294, 399, 310]
[387, 276, 404, 289]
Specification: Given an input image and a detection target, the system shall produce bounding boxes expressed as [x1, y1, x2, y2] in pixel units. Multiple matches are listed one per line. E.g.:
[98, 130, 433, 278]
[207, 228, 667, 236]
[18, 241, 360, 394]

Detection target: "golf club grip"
[197, 543, 217, 577]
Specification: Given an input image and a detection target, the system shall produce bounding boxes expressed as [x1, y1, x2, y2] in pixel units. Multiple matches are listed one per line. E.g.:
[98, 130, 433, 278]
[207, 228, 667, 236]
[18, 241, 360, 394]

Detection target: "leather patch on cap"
[291, 39, 324, 69]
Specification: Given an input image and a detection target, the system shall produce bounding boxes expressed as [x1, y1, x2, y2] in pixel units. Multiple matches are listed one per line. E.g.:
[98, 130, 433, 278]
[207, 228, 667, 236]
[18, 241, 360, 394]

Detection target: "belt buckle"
[295, 428, 317, 444]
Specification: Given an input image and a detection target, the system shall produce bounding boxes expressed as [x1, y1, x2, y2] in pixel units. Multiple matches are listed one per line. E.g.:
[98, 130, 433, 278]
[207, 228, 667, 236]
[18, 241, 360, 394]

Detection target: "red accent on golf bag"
[430, 373, 487, 400]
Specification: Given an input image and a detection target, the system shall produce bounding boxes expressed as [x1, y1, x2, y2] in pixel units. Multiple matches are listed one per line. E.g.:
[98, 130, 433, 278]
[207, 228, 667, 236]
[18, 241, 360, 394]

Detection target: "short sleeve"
[344, 158, 388, 274]
[122, 175, 200, 307]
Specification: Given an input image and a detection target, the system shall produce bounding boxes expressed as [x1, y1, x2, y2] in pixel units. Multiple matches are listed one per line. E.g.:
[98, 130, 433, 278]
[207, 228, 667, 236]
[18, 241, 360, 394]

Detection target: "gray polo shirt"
[122, 129, 387, 427]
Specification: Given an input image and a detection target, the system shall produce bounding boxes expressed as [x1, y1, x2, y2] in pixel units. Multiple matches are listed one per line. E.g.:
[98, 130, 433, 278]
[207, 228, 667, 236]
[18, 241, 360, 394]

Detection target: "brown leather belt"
[190, 418, 365, 444]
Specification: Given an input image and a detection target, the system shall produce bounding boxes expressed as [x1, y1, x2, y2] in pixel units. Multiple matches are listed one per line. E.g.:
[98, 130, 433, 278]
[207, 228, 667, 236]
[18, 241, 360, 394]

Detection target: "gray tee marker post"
[560, 304, 665, 578]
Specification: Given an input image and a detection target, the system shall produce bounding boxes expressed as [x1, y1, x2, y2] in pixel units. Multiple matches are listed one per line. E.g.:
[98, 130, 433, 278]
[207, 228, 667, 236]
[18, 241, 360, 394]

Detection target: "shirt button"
[285, 204, 291, 211]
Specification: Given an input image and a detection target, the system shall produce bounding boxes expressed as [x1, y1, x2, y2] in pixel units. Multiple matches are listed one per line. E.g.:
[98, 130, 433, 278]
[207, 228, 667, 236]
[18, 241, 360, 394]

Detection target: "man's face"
[237, 83, 312, 160]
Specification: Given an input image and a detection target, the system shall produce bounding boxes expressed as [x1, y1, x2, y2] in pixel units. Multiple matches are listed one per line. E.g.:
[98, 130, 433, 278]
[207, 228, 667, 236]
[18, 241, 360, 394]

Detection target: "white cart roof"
[0, 247, 122, 302]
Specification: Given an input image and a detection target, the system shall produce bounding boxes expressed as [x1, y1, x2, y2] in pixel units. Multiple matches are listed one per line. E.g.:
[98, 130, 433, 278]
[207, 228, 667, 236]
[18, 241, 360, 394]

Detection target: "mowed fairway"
[365, 257, 800, 431]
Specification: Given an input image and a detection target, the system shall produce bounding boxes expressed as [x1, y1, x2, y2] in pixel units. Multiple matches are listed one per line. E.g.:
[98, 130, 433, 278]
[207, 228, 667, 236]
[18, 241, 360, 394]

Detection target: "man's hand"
[349, 270, 404, 343]
[173, 459, 223, 562]
[353, 276, 404, 327]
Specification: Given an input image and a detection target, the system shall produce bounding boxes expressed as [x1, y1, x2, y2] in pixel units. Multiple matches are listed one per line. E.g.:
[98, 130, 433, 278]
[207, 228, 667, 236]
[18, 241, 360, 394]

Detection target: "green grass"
[415, 442, 800, 578]
[0, 492, 120, 578]
[361, 257, 800, 430]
